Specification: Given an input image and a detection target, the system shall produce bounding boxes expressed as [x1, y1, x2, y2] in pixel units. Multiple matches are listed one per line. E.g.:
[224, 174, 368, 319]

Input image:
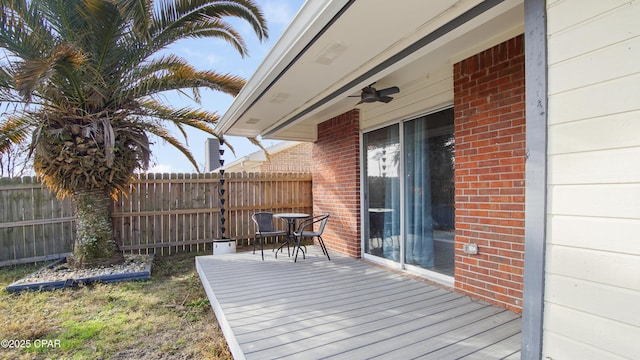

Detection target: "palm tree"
[0, 0, 268, 267]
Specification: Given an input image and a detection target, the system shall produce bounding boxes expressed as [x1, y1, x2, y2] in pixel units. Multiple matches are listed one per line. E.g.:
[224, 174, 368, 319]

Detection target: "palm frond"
[15, 42, 85, 101]
[0, 114, 34, 153]
[116, 0, 152, 37]
[80, 0, 127, 71]
[124, 64, 244, 103]
[151, 0, 267, 56]
[37, 0, 88, 44]
[0, 0, 57, 59]
[137, 100, 220, 133]
[115, 124, 151, 170]
[182, 0, 268, 41]
[1, 0, 268, 191]
[144, 123, 201, 171]
[153, 17, 248, 55]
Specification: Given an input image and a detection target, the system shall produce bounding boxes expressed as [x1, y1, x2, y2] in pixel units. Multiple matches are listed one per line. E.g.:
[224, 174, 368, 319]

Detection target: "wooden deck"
[196, 246, 521, 360]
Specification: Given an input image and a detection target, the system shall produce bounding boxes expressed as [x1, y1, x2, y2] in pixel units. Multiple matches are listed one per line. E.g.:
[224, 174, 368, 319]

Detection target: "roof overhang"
[216, 0, 524, 141]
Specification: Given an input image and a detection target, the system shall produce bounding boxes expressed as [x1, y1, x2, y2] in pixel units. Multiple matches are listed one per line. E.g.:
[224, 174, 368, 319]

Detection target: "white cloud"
[145, 163, 175, 174]
[172, 46, 224, 67]
[205, 54, 221, 65]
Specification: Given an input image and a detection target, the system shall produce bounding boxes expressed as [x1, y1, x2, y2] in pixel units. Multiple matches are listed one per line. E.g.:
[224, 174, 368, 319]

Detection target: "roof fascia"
[216, 0, 352, 134]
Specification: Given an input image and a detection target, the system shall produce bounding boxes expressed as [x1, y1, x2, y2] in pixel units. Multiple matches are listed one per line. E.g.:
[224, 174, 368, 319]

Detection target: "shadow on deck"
[196, 246, 521, 360]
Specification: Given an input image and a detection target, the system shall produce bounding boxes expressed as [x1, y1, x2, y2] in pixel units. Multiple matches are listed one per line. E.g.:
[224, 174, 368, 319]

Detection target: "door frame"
[360, 105, 456, 287]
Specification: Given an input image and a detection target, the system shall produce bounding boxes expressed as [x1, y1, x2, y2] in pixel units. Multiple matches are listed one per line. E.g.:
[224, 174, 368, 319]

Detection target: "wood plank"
[150, 173, 160, 255]
[502, 350, 522, 359]
[161, 173, 171, 255]
[0, 217, 76, 228]
[136, 173, 148, 255]
[236, 292, 462, 341]
[263, 301, 491, 359]
[223, 272, 443, 322]
[196, 248, 522, 360]
[414, 316, 522, 359]
[302, 307, 509, 360]
[458, 333, 522, 359]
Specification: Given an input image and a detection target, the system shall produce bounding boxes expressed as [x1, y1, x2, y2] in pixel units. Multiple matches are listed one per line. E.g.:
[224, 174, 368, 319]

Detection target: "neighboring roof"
[215, 0, 524, 141]
[215, 141, 305, 173]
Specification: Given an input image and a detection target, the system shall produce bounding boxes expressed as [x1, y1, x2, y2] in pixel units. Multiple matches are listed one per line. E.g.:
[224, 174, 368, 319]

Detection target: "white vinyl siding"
[545, 0, 640, 358]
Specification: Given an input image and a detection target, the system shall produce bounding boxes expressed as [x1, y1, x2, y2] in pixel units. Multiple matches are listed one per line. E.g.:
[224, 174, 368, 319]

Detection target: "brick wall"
[453, 35, 526, 312]
[313, 109, 361, 257]
[259, 142, 312, 173]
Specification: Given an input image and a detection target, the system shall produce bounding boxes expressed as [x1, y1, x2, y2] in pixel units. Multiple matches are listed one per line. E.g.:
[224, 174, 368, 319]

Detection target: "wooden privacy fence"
[1, 173, 312, 266]
[113, 172, 312, 253]
[0, 177, 75, 266]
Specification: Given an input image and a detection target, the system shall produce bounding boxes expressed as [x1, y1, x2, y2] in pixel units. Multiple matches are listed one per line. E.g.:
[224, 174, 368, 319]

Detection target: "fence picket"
[0, 172, 312, 266]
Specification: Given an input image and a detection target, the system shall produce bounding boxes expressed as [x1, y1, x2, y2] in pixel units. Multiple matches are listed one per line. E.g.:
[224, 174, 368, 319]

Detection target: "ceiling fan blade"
[379, 96, 393, 103]
[377, 86, 399, 96]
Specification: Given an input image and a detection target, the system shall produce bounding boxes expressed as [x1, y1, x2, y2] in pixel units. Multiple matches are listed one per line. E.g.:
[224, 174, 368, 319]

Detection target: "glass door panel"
[403, 109, 455, 275]
[363, 125, 400, 261]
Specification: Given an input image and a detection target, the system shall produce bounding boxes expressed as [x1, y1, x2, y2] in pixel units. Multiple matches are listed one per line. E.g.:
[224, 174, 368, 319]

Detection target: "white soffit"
[218, 0, 524, 140]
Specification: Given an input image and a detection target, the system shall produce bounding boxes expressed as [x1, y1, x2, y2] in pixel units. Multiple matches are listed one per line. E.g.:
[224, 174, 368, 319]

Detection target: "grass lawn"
[0, 252, 231, 359]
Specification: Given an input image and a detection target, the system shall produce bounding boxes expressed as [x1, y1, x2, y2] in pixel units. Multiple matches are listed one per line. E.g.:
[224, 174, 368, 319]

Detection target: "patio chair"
[293, 214, 330, 262]
[251, 212, 286, 260]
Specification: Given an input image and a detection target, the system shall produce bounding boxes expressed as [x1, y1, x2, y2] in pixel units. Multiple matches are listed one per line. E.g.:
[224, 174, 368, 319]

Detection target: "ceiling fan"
[350, 83, 400, 104]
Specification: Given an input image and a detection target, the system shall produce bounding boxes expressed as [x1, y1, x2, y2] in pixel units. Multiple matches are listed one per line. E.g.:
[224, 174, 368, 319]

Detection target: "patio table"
[273, 213, 309, 258]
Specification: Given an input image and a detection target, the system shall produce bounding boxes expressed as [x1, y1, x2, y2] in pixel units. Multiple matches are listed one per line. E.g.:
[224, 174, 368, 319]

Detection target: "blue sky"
[148, 0, 306, 173]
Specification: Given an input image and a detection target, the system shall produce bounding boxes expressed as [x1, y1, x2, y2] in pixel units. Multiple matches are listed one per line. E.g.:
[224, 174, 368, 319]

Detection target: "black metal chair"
[293, 214, 330, 262]
[251, 212, 286, 260]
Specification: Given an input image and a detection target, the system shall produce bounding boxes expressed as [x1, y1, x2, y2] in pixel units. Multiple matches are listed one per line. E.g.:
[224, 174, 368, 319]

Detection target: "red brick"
[313, 110, 361, 258]
[453, 35, 525, 312]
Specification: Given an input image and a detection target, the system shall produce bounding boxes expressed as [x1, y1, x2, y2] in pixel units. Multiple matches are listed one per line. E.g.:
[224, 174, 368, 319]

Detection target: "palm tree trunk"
[70, 188, 119, 267]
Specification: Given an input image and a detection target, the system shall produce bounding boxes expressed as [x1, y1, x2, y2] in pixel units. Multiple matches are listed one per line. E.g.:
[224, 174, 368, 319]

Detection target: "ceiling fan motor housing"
[355, 84, 400, 104]
[361, 91, 379, 102]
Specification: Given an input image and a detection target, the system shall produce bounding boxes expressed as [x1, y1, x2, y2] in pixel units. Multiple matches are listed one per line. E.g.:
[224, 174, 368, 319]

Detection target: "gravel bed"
[14, 254, 152, 284]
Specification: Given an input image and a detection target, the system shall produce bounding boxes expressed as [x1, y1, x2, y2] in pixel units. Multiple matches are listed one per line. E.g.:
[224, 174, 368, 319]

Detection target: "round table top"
[274, 213, 309, 219]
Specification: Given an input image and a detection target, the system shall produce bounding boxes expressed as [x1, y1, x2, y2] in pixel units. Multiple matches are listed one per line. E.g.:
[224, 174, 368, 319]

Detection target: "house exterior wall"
[313, 36, 528, 312]
[453, 35, 526, 312]
[544, 1, 640, 358]
[313, 109, 361, 257]
[259, 143, 312, 173]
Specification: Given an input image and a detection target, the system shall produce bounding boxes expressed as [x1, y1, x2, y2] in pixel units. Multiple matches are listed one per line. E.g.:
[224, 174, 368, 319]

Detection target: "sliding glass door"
[363, 108, 455, 276]
[363, 124, 400, 261]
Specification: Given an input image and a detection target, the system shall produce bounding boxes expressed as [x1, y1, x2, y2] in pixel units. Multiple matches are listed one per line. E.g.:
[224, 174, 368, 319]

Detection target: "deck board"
[196, 246, 521, 360]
